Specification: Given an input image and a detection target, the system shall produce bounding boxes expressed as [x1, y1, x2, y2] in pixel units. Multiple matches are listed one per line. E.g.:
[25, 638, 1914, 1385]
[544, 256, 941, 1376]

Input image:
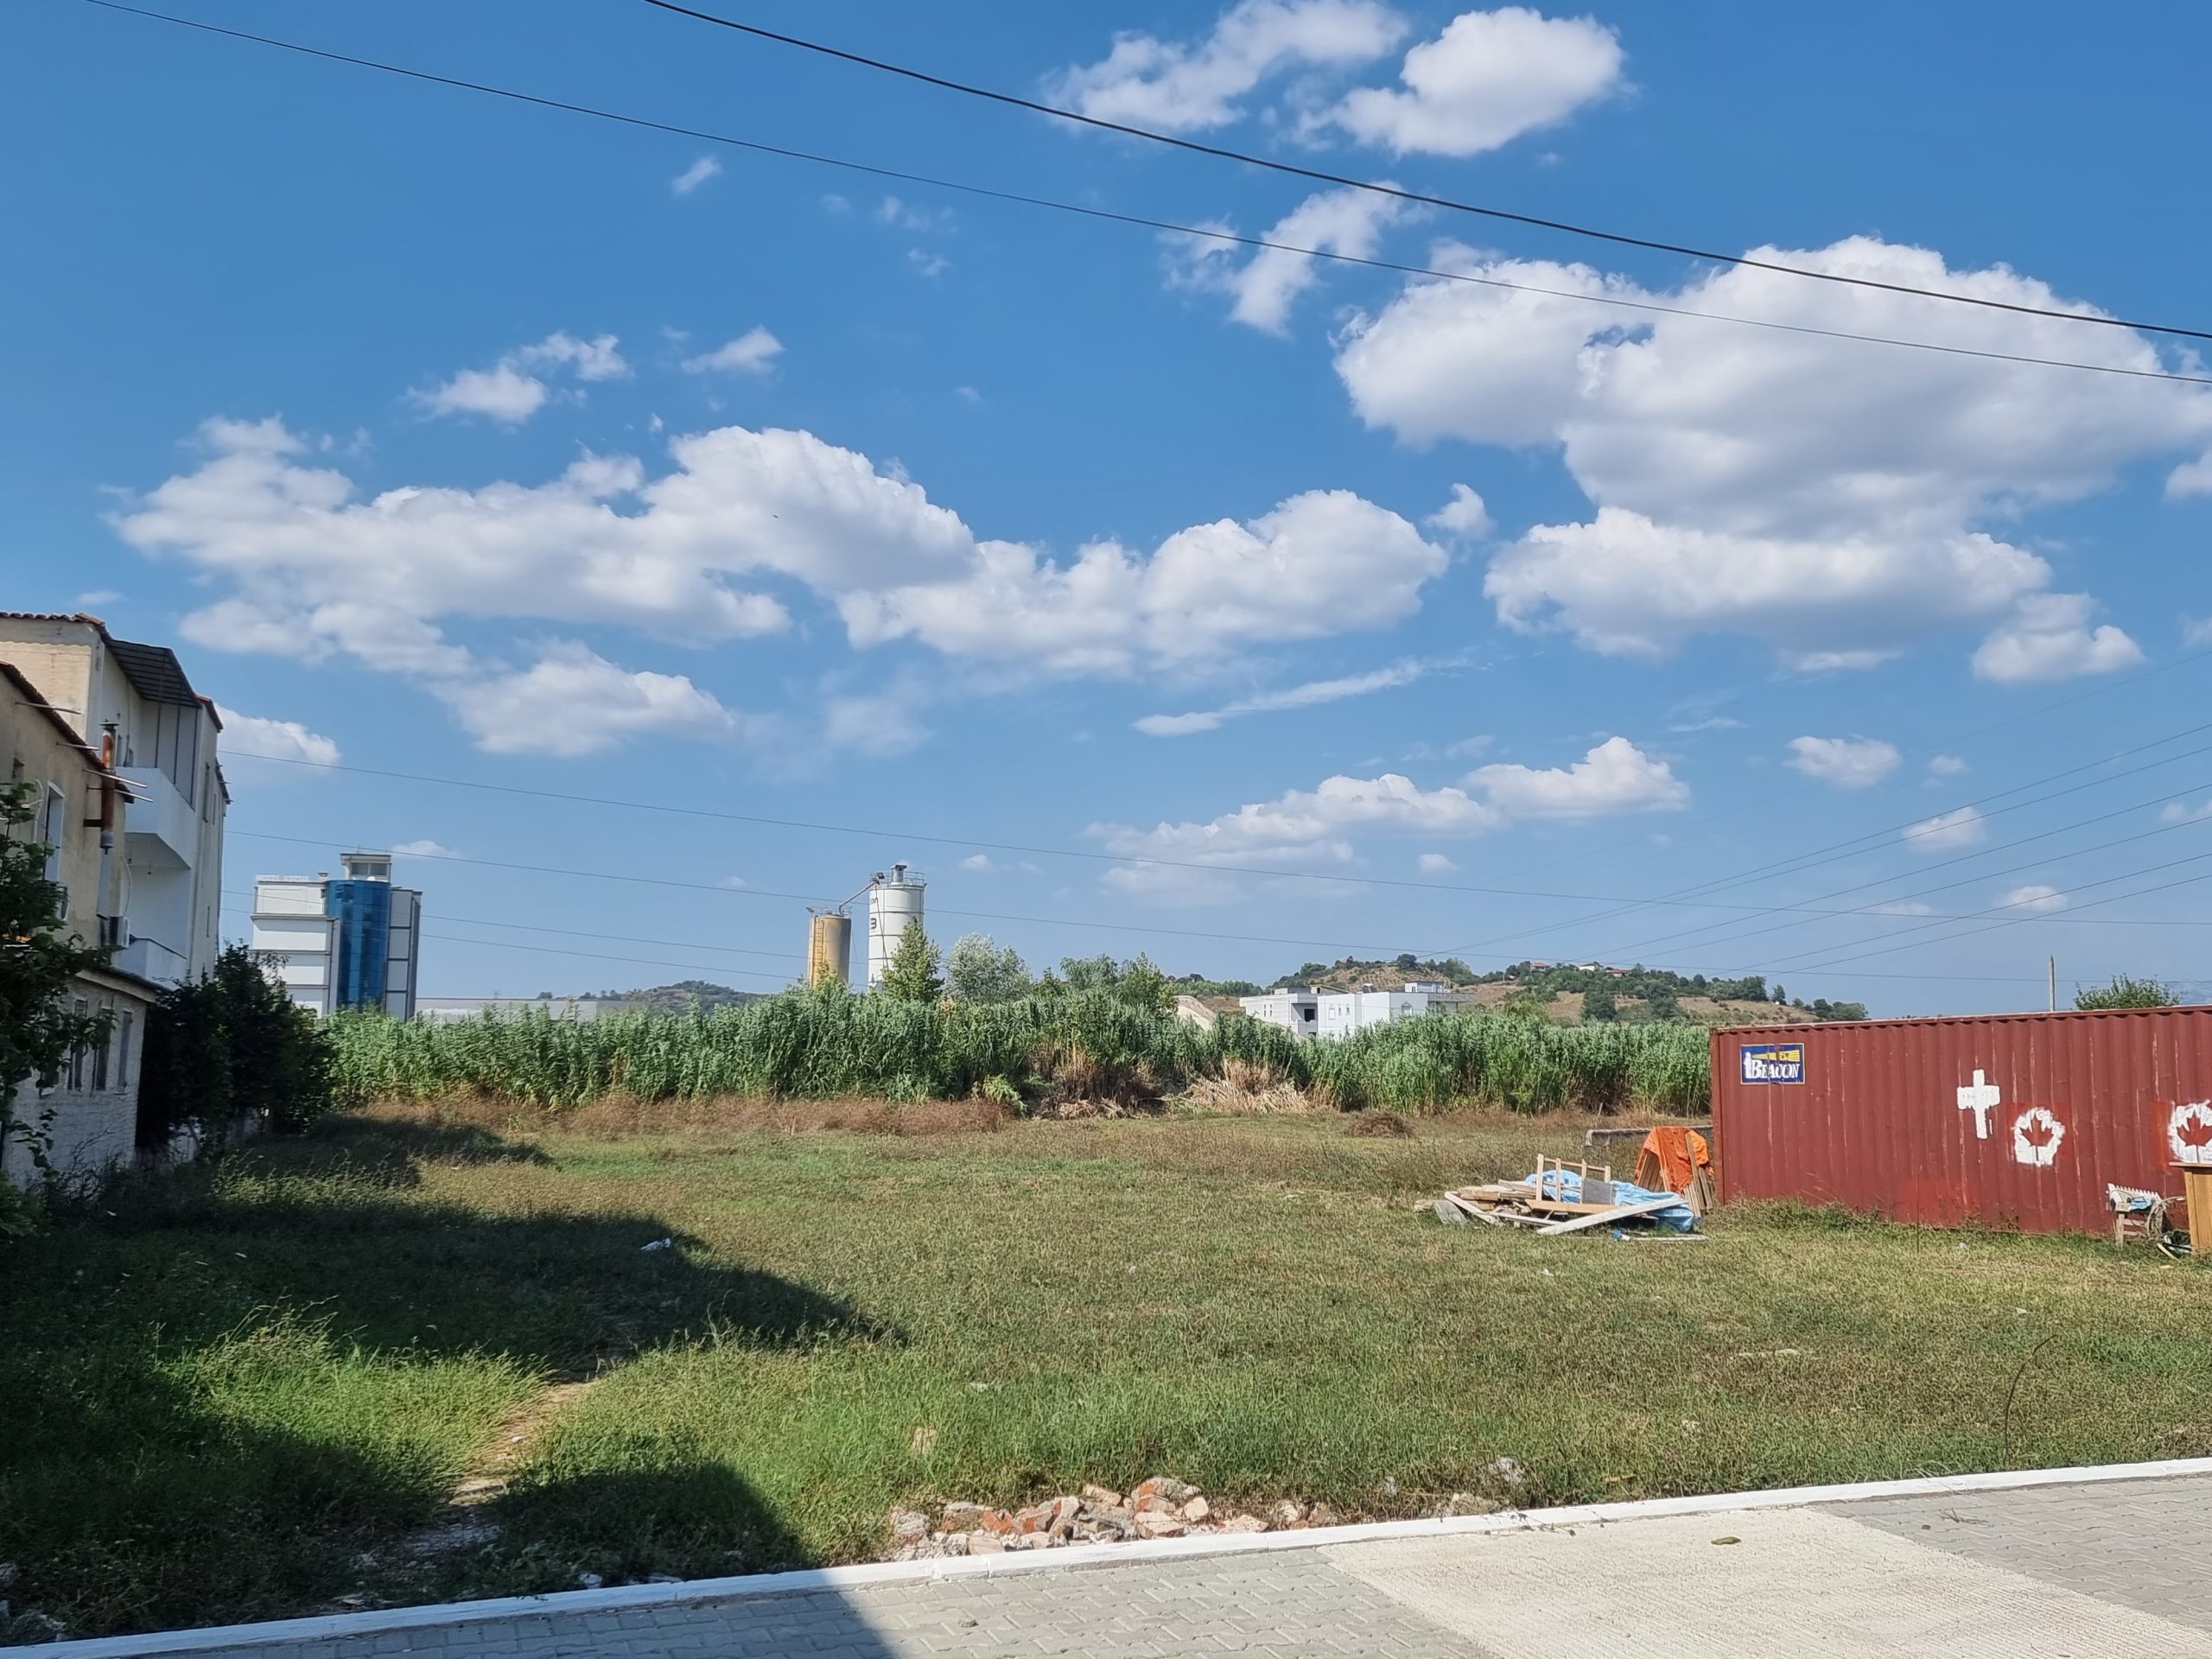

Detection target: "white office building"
[250, 851, 421, 1017]
[0, 612, 226, 988]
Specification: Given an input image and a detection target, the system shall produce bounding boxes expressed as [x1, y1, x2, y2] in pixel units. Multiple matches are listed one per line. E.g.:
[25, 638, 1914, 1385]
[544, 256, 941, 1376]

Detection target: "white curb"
[36, 1455, 2212, 1656]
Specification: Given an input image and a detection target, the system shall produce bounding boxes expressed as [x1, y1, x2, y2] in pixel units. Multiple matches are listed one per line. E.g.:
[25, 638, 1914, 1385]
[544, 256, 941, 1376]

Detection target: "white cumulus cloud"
[1335, 237, 2212, 672]
[441, 643, 738, 758]
[413, 332, 630, 425]
[1177, 186, 1412, 334]
[1427, 483, 1492, 538]
[1971, 592, 2144, 684]
[1997, 883, 2068, 913]
[1091, 737, 1682, 899]
[1417, 851, 1459, 874]
[1787, 734, 1902, 788]
[1052, 0, 1405, 131]
[1319, 7, 1624, 156]
[683, 327, 784, 376]
[391, 839, 459, 858]
[1465, 734, 1688, 820]
[117, 416, 1450, 747]
[213, 705, 340, 768]
[1904, 805, 1986, 851]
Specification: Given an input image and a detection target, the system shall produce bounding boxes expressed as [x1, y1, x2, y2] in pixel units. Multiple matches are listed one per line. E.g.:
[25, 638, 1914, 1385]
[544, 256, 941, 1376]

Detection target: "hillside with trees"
[1260, 955, 1866, 1025]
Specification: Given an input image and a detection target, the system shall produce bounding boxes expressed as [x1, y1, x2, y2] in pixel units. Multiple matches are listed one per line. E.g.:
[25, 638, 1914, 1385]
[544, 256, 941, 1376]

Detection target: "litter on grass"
[1434, 1154, 1698, 1237]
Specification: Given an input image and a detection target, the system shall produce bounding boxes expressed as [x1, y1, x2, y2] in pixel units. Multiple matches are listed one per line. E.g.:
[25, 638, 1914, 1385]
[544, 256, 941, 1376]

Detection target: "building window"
[92, 1014, 111, 1092]
[40, 783, 66, 914]
[67, 998, 88, 1091]
[117, 1012, 133, 1092]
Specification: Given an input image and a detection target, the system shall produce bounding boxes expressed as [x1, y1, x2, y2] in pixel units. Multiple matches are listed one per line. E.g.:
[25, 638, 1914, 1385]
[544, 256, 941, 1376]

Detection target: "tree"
[2075, 975, 2179, 1011]
[1580, 977, 1618, 1023]
[1773, 985, 1787, 1007]
[878, 918, 944, 1001]
[1058, 954, 1120, 995]
[1642, 983, 1682, 1022]
[0, 780, 113, 1173]
[1116, 953, 1173, 1016]
[138, 945, 338, 1150]
[945, 933, 1030, 1003]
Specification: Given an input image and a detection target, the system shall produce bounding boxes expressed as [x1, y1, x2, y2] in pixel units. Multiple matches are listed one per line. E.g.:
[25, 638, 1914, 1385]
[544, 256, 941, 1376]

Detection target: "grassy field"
[8, 1099, 2211, 1639]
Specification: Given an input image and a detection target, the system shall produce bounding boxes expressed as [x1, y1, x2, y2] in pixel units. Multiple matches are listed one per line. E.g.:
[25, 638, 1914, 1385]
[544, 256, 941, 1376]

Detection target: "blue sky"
[7, 0, 2212, 1011]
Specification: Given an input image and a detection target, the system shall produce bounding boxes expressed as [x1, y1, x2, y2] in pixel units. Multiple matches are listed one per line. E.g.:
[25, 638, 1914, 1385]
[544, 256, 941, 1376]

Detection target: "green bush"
[139, 946, 338, 1147]
[328, 988, 1710, 1118]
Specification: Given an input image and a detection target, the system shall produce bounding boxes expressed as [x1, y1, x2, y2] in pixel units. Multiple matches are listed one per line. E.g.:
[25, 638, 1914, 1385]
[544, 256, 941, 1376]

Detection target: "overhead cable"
[64, 2, 2212, 391]
[637, 0, 2212, 345]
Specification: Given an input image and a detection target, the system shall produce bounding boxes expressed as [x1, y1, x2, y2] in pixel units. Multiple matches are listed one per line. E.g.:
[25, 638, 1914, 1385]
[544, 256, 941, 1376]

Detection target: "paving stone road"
[73, 1472, 2212, 1659]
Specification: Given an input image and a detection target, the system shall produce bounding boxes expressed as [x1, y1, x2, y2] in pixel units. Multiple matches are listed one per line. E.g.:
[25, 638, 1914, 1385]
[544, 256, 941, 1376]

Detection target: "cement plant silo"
[865, 863, 925, 988]
[806, 910, 853, 988]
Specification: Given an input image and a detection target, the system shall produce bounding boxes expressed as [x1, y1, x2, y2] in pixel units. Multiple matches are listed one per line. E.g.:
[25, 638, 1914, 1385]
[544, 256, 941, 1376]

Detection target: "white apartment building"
[1, 658, 157, 1180]
[0, 613, 226, 988]
[1317, 988, 1481, 1039]
[1237, 989, 1320, 1039]
[251, 851, 422, 1018]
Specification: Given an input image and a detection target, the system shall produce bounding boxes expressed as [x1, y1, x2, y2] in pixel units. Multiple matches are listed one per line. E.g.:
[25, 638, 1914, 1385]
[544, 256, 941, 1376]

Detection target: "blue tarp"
[1525, 1167, 1698, 1233]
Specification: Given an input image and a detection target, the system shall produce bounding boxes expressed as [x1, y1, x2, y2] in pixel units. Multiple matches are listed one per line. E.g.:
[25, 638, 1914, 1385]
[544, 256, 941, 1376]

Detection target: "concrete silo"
[806, 910, 853, 988]
[865, 863, 925, 988]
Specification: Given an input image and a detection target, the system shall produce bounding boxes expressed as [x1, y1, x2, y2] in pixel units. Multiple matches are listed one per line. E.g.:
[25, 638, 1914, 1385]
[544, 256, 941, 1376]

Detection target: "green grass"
[7, 1102, 2209, 1639]
[328, 988, 1712, 1116]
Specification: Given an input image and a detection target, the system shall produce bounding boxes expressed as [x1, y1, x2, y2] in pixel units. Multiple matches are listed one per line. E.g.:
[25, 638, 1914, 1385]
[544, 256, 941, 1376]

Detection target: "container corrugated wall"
[1712, 1007, 2212, 1236]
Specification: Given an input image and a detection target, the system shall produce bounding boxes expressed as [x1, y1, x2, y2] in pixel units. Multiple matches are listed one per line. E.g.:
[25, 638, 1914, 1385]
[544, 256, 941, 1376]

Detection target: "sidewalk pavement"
[43, 1462, 2212, 1659]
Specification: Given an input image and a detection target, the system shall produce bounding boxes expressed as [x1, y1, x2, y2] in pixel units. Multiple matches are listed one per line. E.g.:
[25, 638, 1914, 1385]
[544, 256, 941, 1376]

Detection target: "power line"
[62, 2, 2212, 392]
[1756, 842, 2212, 974]
[218, 888, 805, 963]
[636, 0, 2212, 346]
[423, 931, 796, 985]
[226, 852, 2049, 989]
[214, 885, 2053, 988]
[1601, 778, 2212, 963]
[1593, 740, 2212, 962]
[1442, 650, 2212, 960]
[1445, 686, 2212, 957]
[213, 751, 2212, 935]
[223, 829, 1438, 956]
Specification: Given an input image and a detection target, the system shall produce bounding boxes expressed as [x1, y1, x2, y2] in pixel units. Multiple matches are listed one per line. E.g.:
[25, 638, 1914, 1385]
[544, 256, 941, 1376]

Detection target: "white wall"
[3, 975, 151, 1185]
[1238, 992, 1319, 1039]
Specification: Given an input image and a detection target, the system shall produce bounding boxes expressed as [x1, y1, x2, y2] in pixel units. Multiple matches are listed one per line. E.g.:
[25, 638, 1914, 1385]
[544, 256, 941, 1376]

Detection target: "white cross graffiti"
[1956, 1069, 2001, 1140]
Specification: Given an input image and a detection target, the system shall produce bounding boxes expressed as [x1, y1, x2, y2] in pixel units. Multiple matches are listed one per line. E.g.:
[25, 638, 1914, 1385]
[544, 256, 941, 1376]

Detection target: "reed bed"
[331, 988, 1710, 1117]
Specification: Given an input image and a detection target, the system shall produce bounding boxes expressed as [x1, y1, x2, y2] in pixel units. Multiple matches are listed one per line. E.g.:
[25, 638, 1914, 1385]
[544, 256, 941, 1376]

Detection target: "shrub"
[139, 946, 338, 1148]
[2075, 976, 2179, 1011]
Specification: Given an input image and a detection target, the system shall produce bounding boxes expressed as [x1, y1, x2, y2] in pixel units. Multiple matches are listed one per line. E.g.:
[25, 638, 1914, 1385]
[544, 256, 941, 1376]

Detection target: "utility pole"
[2049, 956, 2057, 1012]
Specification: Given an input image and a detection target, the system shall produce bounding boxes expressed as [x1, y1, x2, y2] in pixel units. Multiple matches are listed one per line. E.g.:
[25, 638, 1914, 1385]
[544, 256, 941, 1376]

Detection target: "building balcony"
[115, 933, 190, 988]
[119, 766, 198, 870]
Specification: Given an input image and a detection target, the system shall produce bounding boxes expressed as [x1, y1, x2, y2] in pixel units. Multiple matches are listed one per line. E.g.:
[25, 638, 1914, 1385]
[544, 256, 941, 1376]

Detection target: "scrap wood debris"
[1432, 1154, 1700, 1236]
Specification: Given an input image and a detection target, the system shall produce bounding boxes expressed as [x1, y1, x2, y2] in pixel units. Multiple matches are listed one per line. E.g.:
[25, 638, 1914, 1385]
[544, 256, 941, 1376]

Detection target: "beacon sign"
[1739, 1043, 1805, 1085]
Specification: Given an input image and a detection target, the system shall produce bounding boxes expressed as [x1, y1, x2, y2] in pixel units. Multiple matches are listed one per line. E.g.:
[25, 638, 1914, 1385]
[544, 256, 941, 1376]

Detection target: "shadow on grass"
[0, 1115, 893, 1644]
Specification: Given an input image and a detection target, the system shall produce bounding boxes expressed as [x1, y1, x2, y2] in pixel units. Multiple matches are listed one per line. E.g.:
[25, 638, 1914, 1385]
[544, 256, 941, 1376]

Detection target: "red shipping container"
[1711, 1007, 2212, 1236]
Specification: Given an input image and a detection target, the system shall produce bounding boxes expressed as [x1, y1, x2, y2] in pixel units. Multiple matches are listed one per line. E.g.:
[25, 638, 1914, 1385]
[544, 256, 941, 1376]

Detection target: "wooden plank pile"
[1432, 1156, 1694, 1237]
